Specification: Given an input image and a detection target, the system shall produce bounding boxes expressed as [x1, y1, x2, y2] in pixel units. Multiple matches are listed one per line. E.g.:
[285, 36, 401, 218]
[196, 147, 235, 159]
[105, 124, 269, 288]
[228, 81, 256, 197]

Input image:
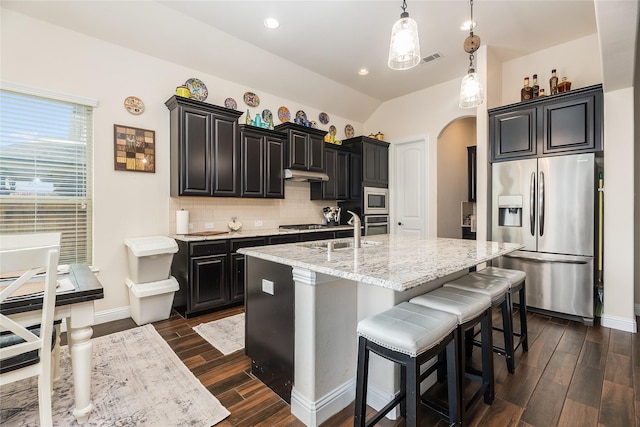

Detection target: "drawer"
[230, 237, 266, 253]
[298, 231, 335, 242]
[268, 234, 299, 245]
[190, 240, 228, 257]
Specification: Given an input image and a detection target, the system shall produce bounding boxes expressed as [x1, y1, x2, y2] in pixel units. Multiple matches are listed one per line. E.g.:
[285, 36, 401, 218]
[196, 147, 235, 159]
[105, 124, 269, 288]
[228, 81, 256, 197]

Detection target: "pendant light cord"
[401, 0, 408, 13]
[469, 0, 474, 37]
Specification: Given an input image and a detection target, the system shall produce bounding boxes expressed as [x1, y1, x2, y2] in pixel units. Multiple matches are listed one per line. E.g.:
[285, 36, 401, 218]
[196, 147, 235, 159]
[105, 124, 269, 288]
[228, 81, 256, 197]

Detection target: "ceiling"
[2, 0, 599, 122]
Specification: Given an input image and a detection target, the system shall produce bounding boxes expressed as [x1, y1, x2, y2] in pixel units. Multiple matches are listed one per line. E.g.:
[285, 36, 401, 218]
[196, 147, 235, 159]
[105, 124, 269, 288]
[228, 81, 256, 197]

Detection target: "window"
[0, 85, 94, 264]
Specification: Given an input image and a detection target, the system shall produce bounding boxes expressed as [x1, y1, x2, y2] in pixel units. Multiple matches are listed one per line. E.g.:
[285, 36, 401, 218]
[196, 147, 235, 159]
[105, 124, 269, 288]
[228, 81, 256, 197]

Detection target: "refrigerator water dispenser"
[497, 195, 523, 227]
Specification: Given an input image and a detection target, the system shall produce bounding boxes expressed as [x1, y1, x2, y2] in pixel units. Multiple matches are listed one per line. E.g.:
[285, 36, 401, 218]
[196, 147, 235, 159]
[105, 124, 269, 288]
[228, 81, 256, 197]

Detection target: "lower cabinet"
[171, 230, 348, 317]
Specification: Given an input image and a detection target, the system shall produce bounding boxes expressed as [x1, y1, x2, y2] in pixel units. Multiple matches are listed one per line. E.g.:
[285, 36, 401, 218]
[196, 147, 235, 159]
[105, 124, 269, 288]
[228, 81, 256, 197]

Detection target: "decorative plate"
[124, 96, 144, 115]
[262, 109, 273, 124]
[243, 92, 260, 107]
[319, 112, 330, 125]
[278, 106, 291, 122]
[224, 97, 237, 110]
[345, 124, 355, 138]
[185, 78, 208, 101]
[329, 125, 337, 136]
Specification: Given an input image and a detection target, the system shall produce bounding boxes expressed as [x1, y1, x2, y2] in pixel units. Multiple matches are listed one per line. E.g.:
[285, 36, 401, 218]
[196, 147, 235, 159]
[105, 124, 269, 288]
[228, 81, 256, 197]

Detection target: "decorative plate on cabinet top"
[345, 124, 355, 138]
[224, 97, 237, 110]
[185, 78, 208, 101]
[124, 96, 144, 115]
[243, 91, 260, 107]
[319, 112, 329, 125]
[278, 106, 290, 122]
[329, 125, 337, 136]
[262, 109, 273, 123]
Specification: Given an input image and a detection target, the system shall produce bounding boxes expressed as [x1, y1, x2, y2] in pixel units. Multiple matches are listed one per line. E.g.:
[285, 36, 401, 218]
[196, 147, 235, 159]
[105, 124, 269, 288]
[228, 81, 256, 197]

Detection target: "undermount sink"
[297, 240, 381, 250]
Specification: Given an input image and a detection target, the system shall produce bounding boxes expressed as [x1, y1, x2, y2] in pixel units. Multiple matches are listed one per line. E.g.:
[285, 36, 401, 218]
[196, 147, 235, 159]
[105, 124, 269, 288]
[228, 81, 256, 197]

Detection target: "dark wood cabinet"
[274, 122, 328, 172]
[342, 136, 390, 188]
[489, 84, 603, 162]
[310, 145, 351, 200]
[239, 125, 286, 199]
[229, 237, 266, 304]
[166, 96, 242, 197]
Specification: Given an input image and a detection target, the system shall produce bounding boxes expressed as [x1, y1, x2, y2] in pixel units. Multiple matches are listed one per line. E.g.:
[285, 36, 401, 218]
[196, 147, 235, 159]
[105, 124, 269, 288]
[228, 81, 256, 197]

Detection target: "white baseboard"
[600, 313, 637, 333]
[60, 305, 131, 333]
[291, 378, 355, 427]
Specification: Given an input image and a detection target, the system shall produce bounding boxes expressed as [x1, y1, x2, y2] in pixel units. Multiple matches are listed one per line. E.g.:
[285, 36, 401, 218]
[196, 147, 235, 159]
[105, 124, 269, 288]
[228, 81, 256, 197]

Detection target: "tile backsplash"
[169, 181, 336, 233]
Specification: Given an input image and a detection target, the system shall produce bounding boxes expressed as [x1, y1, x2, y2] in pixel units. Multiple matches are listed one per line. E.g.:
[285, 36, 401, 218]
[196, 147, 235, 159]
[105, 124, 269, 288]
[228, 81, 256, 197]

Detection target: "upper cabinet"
[342, 136, 390, 188]
[310, 144, 350, 200]
[239, 125, 286, 199]
[274, 122, 327, 172]
[166, 96, 242, 197]
[490, 84, 603, 162]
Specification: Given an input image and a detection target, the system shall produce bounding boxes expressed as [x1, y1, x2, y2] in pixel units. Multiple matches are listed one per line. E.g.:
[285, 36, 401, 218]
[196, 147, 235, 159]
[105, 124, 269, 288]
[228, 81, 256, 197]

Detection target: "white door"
[392, 137, 428, 237]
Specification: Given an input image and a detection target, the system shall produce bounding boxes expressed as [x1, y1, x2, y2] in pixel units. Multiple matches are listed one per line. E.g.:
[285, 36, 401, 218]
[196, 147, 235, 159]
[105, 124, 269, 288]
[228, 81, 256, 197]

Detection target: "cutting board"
[186, 231, 229, 236]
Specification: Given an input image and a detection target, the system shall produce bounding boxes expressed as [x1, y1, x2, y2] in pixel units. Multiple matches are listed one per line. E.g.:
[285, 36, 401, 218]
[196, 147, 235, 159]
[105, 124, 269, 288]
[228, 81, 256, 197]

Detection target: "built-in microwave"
[364, 215, 389, 236]
[364, 187, 389, 215]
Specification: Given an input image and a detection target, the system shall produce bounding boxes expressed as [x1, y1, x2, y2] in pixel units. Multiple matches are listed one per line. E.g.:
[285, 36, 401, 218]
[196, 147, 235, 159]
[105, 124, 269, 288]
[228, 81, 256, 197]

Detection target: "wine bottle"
[521, 77, 533, 101]
[549, 69, 559, 95]
[532, 74, 540, 98]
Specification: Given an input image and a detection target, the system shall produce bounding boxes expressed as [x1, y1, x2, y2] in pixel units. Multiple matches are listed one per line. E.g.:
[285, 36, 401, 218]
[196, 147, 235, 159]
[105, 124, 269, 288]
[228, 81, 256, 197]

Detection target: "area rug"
[193, 313, 245, 355]
[0, 324, 230, 426]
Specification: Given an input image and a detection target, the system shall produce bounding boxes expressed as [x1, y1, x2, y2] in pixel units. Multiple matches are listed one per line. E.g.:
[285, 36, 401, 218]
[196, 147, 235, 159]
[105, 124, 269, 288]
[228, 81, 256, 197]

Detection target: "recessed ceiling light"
[460, 20, 476, 31]
[358, 68, 369, 76]
[264, 18, 280, 29]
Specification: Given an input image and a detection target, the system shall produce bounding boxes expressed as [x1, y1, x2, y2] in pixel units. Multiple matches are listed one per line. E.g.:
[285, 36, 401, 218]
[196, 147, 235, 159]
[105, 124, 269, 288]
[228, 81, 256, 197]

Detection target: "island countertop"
[238, 234, 523, 292]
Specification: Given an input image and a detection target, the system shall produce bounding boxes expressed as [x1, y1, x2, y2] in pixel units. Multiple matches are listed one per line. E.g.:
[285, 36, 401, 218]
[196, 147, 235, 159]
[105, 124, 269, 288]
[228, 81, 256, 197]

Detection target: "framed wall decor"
[114, 124, 155, 173]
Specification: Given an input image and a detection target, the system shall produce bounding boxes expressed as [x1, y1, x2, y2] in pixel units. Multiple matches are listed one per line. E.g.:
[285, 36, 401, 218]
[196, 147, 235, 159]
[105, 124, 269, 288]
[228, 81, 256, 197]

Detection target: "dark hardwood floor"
[83, 306, 639, 427]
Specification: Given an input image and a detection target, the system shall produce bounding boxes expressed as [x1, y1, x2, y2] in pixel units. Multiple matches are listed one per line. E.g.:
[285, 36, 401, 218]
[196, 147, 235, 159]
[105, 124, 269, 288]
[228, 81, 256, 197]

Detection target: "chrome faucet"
[347, 210, 361, 249]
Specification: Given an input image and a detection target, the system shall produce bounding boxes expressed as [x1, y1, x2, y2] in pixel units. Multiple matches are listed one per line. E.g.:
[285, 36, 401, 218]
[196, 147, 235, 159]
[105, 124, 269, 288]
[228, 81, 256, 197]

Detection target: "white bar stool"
[354, 302, 462, 427]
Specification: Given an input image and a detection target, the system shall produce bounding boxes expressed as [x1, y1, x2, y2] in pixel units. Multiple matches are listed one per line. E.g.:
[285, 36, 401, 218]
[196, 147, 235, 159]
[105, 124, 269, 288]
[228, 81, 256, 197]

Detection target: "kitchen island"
[239, 234, 522, 426]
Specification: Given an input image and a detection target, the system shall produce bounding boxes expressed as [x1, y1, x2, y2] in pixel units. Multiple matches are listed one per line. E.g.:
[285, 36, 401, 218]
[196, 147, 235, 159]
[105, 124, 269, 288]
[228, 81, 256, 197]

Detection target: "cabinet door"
[376, 145, 389, 187]
[467, 146, 477, 202]
[212, 114, 240, 196]
[288, 130, 308, 169]
[308, 134, 325, 172]
[322, 148, 337, 199]
[491, 107, 537, 161]
[542, 94, 597, 154]
[265, 136, 284, 198]
[230, 253, 246, 303]
[350, 153, 362, 200]
[241, 130, 265, 197]
[336, 150, 350, 199]
[190, 254, 228, 312]
[180, 108, 211, 195]
[363, 143, 378, 184]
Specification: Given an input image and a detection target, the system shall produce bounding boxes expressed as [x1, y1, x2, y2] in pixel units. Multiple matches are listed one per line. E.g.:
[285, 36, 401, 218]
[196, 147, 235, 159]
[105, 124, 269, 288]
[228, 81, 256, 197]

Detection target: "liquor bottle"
[549, 69, 559, 95]
[521, 77, 533, 101]
[532, 74, 540, 98]
[245, 109, 252, 125]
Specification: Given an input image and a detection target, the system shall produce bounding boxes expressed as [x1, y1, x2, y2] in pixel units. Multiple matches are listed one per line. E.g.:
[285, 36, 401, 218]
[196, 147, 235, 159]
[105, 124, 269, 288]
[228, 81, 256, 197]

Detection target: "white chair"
[0, 233, 61, 426]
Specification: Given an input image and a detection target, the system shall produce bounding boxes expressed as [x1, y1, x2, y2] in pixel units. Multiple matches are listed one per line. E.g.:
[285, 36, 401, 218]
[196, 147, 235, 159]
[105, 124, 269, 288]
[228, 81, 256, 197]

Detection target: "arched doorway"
[436, 116, 476, 238]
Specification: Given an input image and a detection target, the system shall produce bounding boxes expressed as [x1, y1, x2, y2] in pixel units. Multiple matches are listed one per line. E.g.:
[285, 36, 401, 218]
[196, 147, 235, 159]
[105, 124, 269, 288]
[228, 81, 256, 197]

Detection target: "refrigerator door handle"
[530, 172, 536, 236]
[504, 253, 589, 265]
[539, 171, 545, 236]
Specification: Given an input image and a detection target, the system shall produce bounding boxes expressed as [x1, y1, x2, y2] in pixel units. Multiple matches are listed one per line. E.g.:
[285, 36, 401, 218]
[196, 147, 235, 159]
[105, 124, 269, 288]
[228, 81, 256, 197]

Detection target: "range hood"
[284, 169, 329, 182]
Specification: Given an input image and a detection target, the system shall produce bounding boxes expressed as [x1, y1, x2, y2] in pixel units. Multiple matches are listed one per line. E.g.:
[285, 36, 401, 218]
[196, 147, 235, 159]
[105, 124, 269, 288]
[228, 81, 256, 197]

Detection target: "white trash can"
[126, 277, 179, 325]
[124, 236, 178, 284]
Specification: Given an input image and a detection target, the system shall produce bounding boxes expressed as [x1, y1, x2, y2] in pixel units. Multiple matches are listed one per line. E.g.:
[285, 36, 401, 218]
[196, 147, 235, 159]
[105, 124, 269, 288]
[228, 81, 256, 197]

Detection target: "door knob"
[397, 222, 403, 226]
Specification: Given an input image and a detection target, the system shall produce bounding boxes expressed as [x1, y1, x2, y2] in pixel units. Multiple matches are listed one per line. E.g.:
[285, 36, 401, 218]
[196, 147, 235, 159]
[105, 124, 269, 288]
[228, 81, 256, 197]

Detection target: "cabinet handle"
[397, 222, 403, 226]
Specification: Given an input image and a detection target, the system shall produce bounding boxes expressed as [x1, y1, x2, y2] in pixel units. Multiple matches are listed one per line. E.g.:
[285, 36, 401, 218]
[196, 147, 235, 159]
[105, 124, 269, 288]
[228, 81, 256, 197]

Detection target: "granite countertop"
[238, 234, 523, 291]
[171, 225, 355, 242]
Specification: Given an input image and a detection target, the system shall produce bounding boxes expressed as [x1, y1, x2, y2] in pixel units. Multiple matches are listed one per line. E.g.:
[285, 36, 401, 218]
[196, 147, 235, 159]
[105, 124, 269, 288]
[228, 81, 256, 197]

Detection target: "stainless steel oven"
[364, 187, 389, 215]
[364, 215, 389, 236]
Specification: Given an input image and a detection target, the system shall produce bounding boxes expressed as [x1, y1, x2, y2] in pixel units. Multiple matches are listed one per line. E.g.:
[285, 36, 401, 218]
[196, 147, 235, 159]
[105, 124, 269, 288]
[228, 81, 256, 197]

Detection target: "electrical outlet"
[204, 222, 214, 229]
[262, 279, 274, 295]
[254, 220, 263, 227]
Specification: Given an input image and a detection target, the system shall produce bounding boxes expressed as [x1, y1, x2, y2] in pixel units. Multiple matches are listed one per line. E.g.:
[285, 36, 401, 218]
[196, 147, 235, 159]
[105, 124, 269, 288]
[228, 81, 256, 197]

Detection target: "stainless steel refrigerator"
[491, 153, 596, 324]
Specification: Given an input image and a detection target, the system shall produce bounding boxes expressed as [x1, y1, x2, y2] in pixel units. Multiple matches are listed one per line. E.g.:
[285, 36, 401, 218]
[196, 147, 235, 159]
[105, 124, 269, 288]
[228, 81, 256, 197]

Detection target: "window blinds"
[0, 89, 93, 264]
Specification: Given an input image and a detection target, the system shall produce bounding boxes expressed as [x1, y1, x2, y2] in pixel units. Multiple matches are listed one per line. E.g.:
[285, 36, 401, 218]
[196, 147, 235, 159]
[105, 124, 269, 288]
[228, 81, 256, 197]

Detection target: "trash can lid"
[125, 276, 179, 297]
[124, 236, 178, 257]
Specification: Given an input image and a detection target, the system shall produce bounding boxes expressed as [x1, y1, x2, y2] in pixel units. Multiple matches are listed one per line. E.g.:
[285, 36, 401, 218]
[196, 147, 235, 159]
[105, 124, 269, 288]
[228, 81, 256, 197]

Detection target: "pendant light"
[459, 0, 485, 108]
[388, 0, 421, 70]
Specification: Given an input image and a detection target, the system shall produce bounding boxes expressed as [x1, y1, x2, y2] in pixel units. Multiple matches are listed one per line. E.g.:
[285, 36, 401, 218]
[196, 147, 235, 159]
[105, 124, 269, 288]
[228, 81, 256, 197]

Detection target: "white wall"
[0, 9, 363, 321]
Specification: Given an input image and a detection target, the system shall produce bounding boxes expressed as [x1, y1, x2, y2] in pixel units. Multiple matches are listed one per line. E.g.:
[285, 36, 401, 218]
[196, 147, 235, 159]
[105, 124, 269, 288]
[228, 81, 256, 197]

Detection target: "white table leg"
[67, 302, 96, 424]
